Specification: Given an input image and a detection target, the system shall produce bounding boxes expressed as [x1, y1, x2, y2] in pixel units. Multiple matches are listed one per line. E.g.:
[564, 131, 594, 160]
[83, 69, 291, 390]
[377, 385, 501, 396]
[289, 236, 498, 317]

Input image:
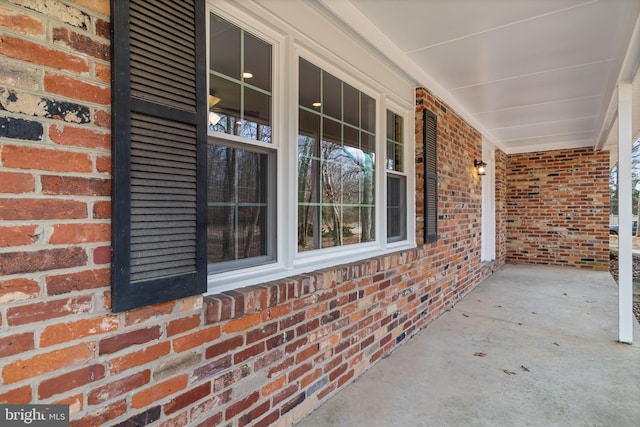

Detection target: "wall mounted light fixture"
[474, 159, 487, 176]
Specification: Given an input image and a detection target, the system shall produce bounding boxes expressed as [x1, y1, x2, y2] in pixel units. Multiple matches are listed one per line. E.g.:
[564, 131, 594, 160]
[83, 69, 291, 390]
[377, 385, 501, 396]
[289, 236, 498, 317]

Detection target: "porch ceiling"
[318, 0, 640, 155]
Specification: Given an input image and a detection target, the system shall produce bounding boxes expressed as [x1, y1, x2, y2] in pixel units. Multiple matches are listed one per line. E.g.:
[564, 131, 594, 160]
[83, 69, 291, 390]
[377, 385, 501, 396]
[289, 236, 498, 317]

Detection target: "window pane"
[387, 174, 406, 242]
[386, 110, 404, 172]
[243, 87, 271, 142]
[210, 13, 272, 143]
[207, 144, 270, 265]
[299, 58, 320, 110]
[210, 74, 241, 134]
[323, 72, 341, 120]
[298, 57, 376, 252]
[343, 83, 359, 127]
[210, 15, 240, 79]
[244, 33, 271, 91]
[361, 94, 375, 133]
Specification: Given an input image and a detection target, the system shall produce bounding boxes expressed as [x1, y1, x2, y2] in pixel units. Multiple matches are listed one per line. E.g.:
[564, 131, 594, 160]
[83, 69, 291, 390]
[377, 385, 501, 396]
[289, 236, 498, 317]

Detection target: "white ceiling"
[319, 0, 640, 155]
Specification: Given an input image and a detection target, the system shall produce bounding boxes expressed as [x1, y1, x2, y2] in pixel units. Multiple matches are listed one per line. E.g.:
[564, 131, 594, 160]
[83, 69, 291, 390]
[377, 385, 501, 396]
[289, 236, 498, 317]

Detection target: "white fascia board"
[595, 12, 640, 150]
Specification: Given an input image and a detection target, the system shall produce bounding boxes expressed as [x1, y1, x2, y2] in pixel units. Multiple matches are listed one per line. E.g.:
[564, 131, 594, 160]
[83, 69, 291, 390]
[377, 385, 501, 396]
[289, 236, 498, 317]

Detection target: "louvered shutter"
[423, 109, 438, 244]
[111, 0, 207, 312]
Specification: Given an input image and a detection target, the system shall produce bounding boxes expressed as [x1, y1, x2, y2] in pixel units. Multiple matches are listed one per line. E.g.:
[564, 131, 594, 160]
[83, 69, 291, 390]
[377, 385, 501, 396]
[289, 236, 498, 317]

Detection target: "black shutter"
[111, 0, 207, 312]
[423, 109, 438, 244]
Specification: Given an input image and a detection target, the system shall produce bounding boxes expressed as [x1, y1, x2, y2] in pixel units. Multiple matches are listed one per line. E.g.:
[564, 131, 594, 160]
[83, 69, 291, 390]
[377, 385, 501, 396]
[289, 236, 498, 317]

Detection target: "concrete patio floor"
[296, 264, 640, 427]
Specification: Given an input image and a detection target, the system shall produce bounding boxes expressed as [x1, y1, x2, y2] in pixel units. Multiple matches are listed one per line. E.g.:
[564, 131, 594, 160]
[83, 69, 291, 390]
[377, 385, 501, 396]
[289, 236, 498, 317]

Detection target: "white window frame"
[205, 4, 416, 294]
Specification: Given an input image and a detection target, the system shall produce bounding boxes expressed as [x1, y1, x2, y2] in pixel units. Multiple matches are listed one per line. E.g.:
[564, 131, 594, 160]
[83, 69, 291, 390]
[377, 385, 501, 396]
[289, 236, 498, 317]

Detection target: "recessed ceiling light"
[242, 72, 253, 79]
[312, 102, 321, 107]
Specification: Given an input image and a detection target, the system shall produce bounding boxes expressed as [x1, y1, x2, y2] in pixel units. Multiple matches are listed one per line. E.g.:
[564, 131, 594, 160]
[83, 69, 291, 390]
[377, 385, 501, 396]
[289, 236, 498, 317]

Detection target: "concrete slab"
[296, 264, 640, 427]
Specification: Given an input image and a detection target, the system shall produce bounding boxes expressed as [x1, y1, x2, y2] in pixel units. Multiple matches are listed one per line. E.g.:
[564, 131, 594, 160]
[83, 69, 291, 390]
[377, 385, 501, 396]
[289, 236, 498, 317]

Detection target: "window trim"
[204, 5, 416, 294]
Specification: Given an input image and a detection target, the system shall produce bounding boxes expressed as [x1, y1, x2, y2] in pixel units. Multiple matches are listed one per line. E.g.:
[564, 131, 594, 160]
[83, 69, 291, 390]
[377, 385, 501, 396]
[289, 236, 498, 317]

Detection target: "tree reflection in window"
[297, 58, 376, 251]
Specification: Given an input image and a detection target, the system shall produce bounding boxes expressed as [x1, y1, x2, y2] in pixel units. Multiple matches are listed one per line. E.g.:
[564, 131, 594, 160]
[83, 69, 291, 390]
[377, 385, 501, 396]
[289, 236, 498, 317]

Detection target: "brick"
[46, 268, 110, 295]
[0, 116, 43, 140]
[96, 155, 111, 173]
[167, 314, 201, 337]
[189, 391, 230, 424]
[164, 382, 211, 415]
[93, 200, 111, 219]
[240, 400, 271, 427]
[213, 364, 251, 392]
[272, 384, 297, 407]
[52, 27, 109, 60]
[0, 5, 45, 36]
[93, 245, 110, 264]
[0, 35, 88, 73]
[124, 300, 175, 326]
[7, 295, 92, 326]
[0, 61, 39, 90]
[55, 394, 82, 418]
[115, 406, 161, 426]
[154, 352, 201, 381]
[3, 144, 93, 173]
[0, 89, 90, 123]
[2, 342, 94, 384]
[49, 124, 110, 150]
[38, 364, 106, 399]
[1, 246, 87, 276]
[88, 370, 151, 405]
[204, 297, 221, 323]
[0, 199, 87, 221]
[74, 0, 110, 16]
[193, 355, 232, 382]
[288, 363, 312, 383]
[225, 391, 259, 420]
[0, 332, 34, 358]
[281, 392, 305, 415]
[205, 335, 243, 360]
[0, 385, 32, 404]
[40, 315, 119, 347]
[96, 17, 110, 37]
[70, 400, 127, 427]
[12, 0, 91, 29]
[45, 72, 110, 105]
[94, 109, 111, 128]
[246, 321, 278, 344]
[261, 375, 286, 397]
[49, 223, 110, 244]
[109, 342, 171, 375]
[0, 278, 40, 303]
[0, 172, 35, 193]
[234, 342, 265, 364]
[253, 410, 279, 427]
[172, 326, 221, 353]
[99, 325, 162, 355]
[95, 62, 110, 83]
[131, 374, 188, 409]
[222, 312, 261, 333]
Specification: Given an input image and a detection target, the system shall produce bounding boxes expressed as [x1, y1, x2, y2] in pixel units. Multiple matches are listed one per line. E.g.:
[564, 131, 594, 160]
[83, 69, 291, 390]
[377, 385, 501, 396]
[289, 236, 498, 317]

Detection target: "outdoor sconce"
[474, 159, 487, 176]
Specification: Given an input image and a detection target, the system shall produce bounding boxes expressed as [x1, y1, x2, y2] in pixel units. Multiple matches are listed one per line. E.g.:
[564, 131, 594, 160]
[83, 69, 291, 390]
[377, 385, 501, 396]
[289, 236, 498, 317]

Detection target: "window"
[386, 110, 406, 242]
[112, 1, 417, 308]
[208, 14, 275, 272]
[297, 58, 376, 252]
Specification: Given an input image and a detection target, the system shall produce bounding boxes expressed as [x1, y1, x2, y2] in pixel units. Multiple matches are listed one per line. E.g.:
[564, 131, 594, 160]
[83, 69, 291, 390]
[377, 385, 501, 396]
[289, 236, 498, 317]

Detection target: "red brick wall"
[506, 148, 610, 270]
[0, 2, 498, 426]
[495, 149, 508, 264]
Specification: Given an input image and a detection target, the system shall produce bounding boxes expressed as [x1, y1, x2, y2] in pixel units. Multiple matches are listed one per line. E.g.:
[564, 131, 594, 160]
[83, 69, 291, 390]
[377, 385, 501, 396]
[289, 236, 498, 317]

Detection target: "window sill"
[205, 241, 417, 295]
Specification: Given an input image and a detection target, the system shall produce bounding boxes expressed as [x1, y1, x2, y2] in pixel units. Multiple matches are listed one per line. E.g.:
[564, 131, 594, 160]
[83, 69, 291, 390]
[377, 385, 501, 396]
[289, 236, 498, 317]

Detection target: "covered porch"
[298, 264, 640, 427]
